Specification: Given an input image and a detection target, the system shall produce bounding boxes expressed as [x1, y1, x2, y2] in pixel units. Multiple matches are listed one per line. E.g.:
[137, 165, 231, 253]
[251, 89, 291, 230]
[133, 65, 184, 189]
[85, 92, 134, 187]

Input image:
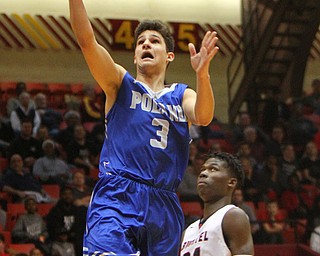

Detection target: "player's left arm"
[182, 31, 219, 126]
[223, 207, 254, 256]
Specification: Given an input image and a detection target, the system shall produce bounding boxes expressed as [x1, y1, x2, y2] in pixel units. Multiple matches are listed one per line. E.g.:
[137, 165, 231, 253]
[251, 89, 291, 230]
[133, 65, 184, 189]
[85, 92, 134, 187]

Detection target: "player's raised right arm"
[69, 0, 125, 101]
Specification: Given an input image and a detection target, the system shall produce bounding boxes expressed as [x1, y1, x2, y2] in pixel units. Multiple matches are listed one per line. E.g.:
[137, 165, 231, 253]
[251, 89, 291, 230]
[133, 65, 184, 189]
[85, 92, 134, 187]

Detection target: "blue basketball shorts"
[83, 173, 184, 256]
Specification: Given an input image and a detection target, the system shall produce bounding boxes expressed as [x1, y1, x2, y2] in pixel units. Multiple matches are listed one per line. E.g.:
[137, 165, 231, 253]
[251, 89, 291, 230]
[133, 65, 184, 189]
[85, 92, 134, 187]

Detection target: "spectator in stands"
[265, 123, 288, 158]
[260, 89, 291, 135]
[239, 156, 262, 204]
[34, 93, 62, 137]
[310, 226, 320, 254]
[236, 141, 258, 168]
[29, 248, 45, 256]
[257, 200, 285, 244]
[281, 173, 315, 219]
[305, 78, 320, 113]
[231, 112, 252, 145]
[54, 110, 81, 150]
[243, 125, 267, 163]
[6, 82, 35, 117]
[10, 91, 40, 136]
[259, 154, 287, 201]
[209, 141, 222, 153]
[7, 119, 43, 171]
[288, 100, 318, 158]
[46, 187, 83, 256]
[177, 153, 205, 202]
[0, 233, 16, 256]
[2, 154, 50, 203]
[298, 141, 320, 184]
[65, 124, 99, 174]
[69, 170, 93, 208]
[86, 121, 105, 154]
[279, 143, 298, 182]
[69, 170, 92, 256]
[187, 140, 199, 166]
[0, 207, 6, 231]
[35, 125, 51, 145]
[0, 114, 14, 157]
[299, 167, 318, 186]
[51, 227, 76, 256]
[308, 195, 320, 253]
[11, 197, 50, 255]
[314, 130, 320, 152]
[232, 188, 260, 240]
[0, 234, 7, 256]
[79, 85, 103, 123]
[302, 97, 320, 131]
[33, 139, 71, 188]
[197, 117, 230, 153]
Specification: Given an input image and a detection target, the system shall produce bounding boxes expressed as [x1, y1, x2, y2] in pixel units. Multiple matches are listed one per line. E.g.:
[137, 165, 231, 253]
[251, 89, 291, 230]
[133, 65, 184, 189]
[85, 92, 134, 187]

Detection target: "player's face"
[197, 158, 232, 202]
[134, 30, 174, 70]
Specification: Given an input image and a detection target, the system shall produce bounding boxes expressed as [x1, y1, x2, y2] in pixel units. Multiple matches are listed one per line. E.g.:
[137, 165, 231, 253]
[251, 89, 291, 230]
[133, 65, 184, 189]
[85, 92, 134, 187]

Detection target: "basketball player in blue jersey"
[69, 0, 219, 255]
[180, 152, 254, 256]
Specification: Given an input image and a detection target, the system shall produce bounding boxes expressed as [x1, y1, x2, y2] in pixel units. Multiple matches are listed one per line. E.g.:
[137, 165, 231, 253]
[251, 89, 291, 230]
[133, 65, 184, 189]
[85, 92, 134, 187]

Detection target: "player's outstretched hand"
[188, 31, 219, 74]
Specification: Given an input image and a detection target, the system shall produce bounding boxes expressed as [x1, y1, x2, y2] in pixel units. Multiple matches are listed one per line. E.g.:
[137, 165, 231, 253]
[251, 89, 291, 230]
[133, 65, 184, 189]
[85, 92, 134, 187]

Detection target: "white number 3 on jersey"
[150, 118, 169, 149]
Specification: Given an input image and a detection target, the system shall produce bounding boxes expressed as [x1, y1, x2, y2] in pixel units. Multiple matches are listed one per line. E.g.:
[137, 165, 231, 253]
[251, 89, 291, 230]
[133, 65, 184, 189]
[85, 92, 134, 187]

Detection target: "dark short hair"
[208, 152, 244, 188]
[134, 20, 174, 52]
[16, 82, 26, 95]
[24, 196, 36, 206]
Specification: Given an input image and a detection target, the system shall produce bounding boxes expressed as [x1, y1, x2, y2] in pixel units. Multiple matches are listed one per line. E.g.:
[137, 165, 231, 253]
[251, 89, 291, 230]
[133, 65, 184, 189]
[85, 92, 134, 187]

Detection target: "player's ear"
[134, 55, 137, 65]
[228, 178, 237, 189]
[167, 52, 175, 63]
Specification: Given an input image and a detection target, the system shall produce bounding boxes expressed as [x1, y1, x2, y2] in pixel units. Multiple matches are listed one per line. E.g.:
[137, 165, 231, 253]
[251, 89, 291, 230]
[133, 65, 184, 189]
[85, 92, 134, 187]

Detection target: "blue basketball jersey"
[99, 72, 190, 191]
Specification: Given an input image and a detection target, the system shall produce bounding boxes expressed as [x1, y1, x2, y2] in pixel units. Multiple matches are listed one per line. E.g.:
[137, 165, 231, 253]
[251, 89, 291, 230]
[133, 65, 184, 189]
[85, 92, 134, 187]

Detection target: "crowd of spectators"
[0, 82, 103, 256]
[178, 78, 320, 251]
[0, 79, 320, 254]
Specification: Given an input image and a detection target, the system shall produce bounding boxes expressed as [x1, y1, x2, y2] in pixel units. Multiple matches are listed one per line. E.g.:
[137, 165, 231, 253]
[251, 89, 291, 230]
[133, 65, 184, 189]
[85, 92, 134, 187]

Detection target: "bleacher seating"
[0, 231, 11, 245]
[254, 244, 320, 256]
[83, 122, 98, 133]
[9, 243, 35, 254]
[47, 83, 70, 109]
[7, 203, 25, 216]
[0, 82, 16, 98]
[245, 200, 257, 215]
[180, 201, 203, 218]
[25, 82, 47, 95]
[0, 192, 12, 203]
[42, 184, 60, 199]
[70, 83, 84, 96]
[37, 203, 55, 218]
[0, 157, 8, 172]
[5, 203, 25, 231]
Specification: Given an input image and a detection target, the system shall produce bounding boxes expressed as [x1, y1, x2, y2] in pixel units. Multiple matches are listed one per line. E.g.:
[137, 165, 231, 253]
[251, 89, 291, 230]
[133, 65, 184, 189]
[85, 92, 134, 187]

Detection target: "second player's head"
[197, 152, 244, 202]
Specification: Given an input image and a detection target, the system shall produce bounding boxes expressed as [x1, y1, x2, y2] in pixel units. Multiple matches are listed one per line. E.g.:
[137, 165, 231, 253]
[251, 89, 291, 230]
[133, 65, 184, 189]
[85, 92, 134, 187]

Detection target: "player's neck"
[203, 197, 231, 219]
[136, 72, 166, 92]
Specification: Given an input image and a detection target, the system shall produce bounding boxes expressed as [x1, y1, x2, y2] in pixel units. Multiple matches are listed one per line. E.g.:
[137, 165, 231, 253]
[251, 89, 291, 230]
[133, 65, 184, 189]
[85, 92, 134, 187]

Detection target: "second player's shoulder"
[223, 205, 251, 234]
[225, 206, 249, 221]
